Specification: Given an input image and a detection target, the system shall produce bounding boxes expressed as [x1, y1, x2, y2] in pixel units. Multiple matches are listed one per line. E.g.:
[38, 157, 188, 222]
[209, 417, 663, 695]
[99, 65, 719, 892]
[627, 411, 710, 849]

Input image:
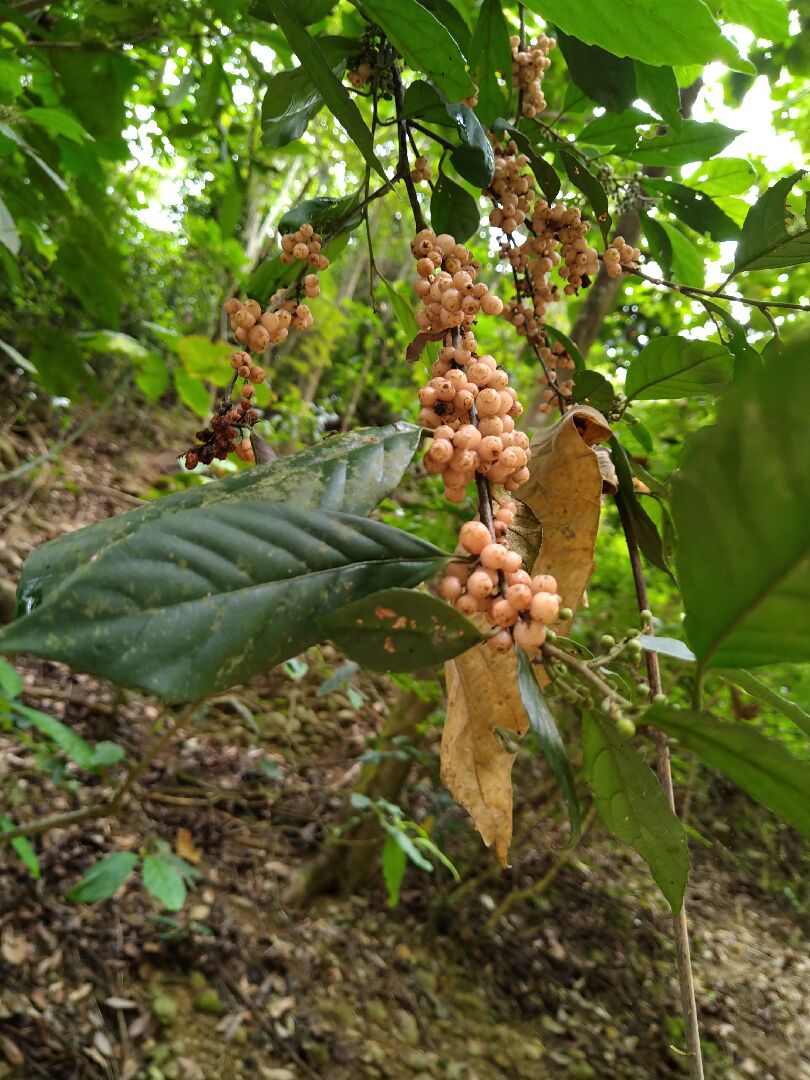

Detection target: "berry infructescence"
[184, 224, 330, 470]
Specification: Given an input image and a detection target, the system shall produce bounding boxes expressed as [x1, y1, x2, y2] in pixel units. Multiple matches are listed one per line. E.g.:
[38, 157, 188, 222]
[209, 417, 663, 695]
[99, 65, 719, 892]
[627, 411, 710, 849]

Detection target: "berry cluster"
[279, 224, 330, 272]
[439, 510, 562, 654]
[184, 385, 259, 470]
[537, 339, 576, 416]
[603, 235, 641, 278]
[410, 155, 432, 184]
[411, 229, 503, 333]
[348, 60, 372, 89]
[511, 33, 555, 119]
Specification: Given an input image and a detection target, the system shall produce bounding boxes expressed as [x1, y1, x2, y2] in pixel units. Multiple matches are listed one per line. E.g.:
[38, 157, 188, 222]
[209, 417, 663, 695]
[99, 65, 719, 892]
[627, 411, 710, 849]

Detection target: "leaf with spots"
[0, 504, 448, 702]
[318, 587, 482, 671]
[16, 424, 422, 613]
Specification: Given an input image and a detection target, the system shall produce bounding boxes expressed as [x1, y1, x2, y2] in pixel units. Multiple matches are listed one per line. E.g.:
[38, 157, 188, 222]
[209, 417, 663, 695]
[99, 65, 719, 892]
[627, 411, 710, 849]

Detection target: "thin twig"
[392, 62, 427, 233]
[626, 266, 810, 313]
[615, 493, 704, 1080]
[407, 120, 455, 152]
[541, 641, 631, 709]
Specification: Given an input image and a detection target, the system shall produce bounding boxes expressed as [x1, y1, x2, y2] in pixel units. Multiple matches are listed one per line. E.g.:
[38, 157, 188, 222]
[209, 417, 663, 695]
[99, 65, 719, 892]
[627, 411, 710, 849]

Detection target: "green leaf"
[625, 336, 733, 400]
[0, 121, 69, 192]
[578, 108, 653, 147]
[521, 0, 754, 72]
[15, 424, 422, 609]
[67, 852, 138, 903]
[620, 119, 740, 167]
[1, 505, 448, 702]
[270, 0, 387, 180]
[0, 338, 37, 376]
[732, 169, 810, 275]
[0, 657, 22, 698]
[196, 57, 223, 120]
[649, 705, 810, 838]
[516, 647, 581, 837]
[173, 368, 210, 417]
[0, 196, 20, 256]
[633, 61, 682, 129]
[261, 66, 324, 147]
[417, 0, 473, 57]
[721, 0, 789, 40]
[672, 338, 810, 669]
[659, 220, 704, 287]
[382, 833, 407, 907]
[720, 670, 810, 739]
[430, 171, 480, 242]
[318, 587, 482, 671]
[446, 103, 495, 187]
[279, 193, 362, 236]
[379, 274, 418, 338]
[401, 79, 455, 125]
[468, 0, 511, 126]
[134, 353, 171, 401]
[644, 178, 740, 242]
[554, 28, 637, 112]
[89, 741, 126, 767]
[1, 817, 41, 880]
[356, 0, 474, 102]
[175, 335, 233, 379]
[572, 370, 615, 412]
[638, 635, 696, 662]
[559, 151, 611, 241]
[583, 712, 689, 912]
[23, 106, 92, 143]
[685, 157, 756, 197]
[541, 325, 585, 371]
[13, 703, 96, 768]
[492, 121, 560, 201]
[142, 854, 187, 911]
[611, 437, 672, 577]
[642, 212, 673, 277]
[700, 300, 760, 380]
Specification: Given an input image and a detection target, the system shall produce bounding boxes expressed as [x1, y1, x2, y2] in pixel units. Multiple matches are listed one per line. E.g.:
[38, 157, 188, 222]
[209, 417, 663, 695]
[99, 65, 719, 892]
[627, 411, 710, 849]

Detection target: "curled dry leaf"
[441, 644, 529, 866]
[1, 927, 33, 966]
[441, 406, 611, 866]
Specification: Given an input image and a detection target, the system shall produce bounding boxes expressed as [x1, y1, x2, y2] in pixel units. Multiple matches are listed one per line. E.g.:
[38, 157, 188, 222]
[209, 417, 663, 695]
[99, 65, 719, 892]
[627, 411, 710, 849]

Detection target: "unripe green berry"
[600, 634, 615, 648]
[640, 609, 653, 621]
[545, 628, 557, 642]
[652, 693, 667, 705]
[616, 715, 636, 738]
[626, 640, 643, 660]
[627, 628, 641, 638]
[637, 682, 650, 697]
[559, 607, 573, 621]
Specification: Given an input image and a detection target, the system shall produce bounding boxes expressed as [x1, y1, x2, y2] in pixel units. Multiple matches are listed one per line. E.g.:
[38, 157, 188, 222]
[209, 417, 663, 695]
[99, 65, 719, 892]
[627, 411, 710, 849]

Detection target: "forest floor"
[1, 411, 809, 1080]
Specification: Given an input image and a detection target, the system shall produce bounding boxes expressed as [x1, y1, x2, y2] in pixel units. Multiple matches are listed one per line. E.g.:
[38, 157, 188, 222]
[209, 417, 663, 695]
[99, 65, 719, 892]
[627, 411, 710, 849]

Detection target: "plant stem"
[392, 62, 427, 233]
[541, 641, 631, 709]
[615, 492, 705, 1080]
[626, 266, 810, 313]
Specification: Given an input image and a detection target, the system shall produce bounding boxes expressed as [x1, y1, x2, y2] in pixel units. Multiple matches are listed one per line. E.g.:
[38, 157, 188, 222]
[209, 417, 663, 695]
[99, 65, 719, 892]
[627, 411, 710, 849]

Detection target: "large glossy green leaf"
[24, 106, 92, 143]
[270, 0, 387, 179]
[721, 670, 810, 739]
[633, 61, 682, 129]
[554, 29, 637, 113]
[446, 104, 495, 187]
[659, 220, 703, 286]
[611, 437, 672, 578]
[685, 157, 756, 197]
[732, 169, 810, 275]
[619, 119, 740, 166]
[625, 336, 733, 400]
[644, 178, 739, 242]
[261, 66, 324, 147]
[722, 0, 789, 40]
[15, 425, 422, 613]
[672, 339, 810, 668]
[578, 108, 652, 147]
[701, 300, 760, 380]
[318, 588, 482, 671]
[468, 0, 511, 126]
[516, 647, 581, 837]
[522, 0, 753, 72]
[0, 197, 20, 256]
[278, 193, 361, 234]
[0, 504, 448, 701]
[430, 171, 480, 242]
[356, 0, 474, 102]
[583, 712, 689, 912]
[649, 705, 810, 838]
